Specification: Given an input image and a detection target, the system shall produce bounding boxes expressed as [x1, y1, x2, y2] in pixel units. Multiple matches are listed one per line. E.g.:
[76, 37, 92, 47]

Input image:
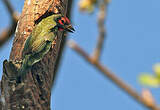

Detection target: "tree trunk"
[0, 0, 72, 109]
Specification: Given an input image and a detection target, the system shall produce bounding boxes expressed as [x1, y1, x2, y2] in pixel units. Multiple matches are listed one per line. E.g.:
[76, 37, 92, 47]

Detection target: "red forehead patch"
[61, 17, 66, 23]
[58, 16, 71, 25]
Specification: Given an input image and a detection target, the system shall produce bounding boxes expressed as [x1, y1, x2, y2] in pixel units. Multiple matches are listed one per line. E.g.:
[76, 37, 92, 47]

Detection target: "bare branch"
[68, 40, 160, 110]
[0, 22, 17, 47]
[142, 89, 156, 107]
[2, 0, 18, 21]
[92, 1, 108, 61]
[0, 0, 19, 47]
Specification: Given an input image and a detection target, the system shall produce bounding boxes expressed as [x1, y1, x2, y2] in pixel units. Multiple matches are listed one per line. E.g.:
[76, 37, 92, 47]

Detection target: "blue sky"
[1, 0, 160, 110]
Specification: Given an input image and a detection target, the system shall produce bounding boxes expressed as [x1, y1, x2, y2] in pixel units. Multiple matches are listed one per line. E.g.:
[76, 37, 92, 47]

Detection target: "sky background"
[0, 0, 160, 110]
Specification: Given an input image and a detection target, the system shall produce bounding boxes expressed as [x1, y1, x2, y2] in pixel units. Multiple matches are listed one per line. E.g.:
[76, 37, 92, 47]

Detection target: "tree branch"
[0, 22, 17, 47]
[68, 40, 160, 110]
[92, 0, 108, 61]
[0, 0, 19, 47]
[2, 0, 18, 21]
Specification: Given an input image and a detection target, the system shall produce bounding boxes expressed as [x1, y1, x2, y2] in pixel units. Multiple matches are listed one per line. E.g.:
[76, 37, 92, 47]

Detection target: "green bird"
[18, 14, 74, 81]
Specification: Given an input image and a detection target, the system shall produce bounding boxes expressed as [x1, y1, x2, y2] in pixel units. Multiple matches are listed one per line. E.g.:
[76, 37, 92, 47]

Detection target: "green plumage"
[18, 14, 62, 78]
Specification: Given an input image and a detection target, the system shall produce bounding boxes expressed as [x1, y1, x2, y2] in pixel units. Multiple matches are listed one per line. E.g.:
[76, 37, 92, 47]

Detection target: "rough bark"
[0, 0, 71, 109]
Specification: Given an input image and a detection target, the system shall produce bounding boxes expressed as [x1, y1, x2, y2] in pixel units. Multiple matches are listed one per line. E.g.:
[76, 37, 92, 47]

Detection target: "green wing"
[22, 14, 58, 57]
[31, 31, 55, 52]
[20, 31, 55, 73]
[22, 30, 55, 56]
[22, 24, 42, 58]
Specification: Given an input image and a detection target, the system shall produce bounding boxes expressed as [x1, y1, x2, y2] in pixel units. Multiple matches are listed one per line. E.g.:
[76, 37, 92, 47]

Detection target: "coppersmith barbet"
[18, 14, 74, 80]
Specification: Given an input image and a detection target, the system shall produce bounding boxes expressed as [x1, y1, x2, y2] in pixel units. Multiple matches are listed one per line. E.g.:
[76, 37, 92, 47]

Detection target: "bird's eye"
[58, 19, 64, 25]
[58, 17, 70, 25]
[61, 20, 65, 24]
[58, 17, 67, 25]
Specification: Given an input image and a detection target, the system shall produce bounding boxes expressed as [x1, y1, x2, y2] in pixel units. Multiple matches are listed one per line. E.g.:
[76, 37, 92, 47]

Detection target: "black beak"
[65, 25, 75, 33]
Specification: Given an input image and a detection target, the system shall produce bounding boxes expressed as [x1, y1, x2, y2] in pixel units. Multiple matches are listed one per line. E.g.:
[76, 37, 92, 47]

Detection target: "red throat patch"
[58, 27, 64, 31]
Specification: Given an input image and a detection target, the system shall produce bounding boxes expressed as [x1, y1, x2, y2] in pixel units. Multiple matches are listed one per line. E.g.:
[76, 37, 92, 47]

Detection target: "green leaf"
[153, 63, 160, 77]
[139, 73, 160, 87]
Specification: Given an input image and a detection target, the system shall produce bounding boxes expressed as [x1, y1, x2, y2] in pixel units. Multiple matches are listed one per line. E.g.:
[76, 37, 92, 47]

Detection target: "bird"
[17, 14, 74, 81]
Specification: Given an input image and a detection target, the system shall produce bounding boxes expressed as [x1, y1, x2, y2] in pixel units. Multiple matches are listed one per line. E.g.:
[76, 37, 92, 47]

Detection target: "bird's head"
[55, 15, 75, 33]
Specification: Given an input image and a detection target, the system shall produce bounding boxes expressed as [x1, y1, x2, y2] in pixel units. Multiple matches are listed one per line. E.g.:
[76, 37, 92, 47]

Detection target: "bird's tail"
[17, 55, 31, 82]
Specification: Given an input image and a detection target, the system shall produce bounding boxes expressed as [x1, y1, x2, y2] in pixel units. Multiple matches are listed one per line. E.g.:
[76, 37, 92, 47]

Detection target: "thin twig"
[68, 40, 160, 110]
[0, 0, 19, 47]
[142, 89, 156, 107]
[0, 22, 17, 47]
[2, 0, 18, 21]
[92, 1, 108, 61]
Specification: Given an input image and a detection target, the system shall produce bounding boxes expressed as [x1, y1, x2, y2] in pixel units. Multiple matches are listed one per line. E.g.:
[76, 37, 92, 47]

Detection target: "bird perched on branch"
[17, 14, 74, 81]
